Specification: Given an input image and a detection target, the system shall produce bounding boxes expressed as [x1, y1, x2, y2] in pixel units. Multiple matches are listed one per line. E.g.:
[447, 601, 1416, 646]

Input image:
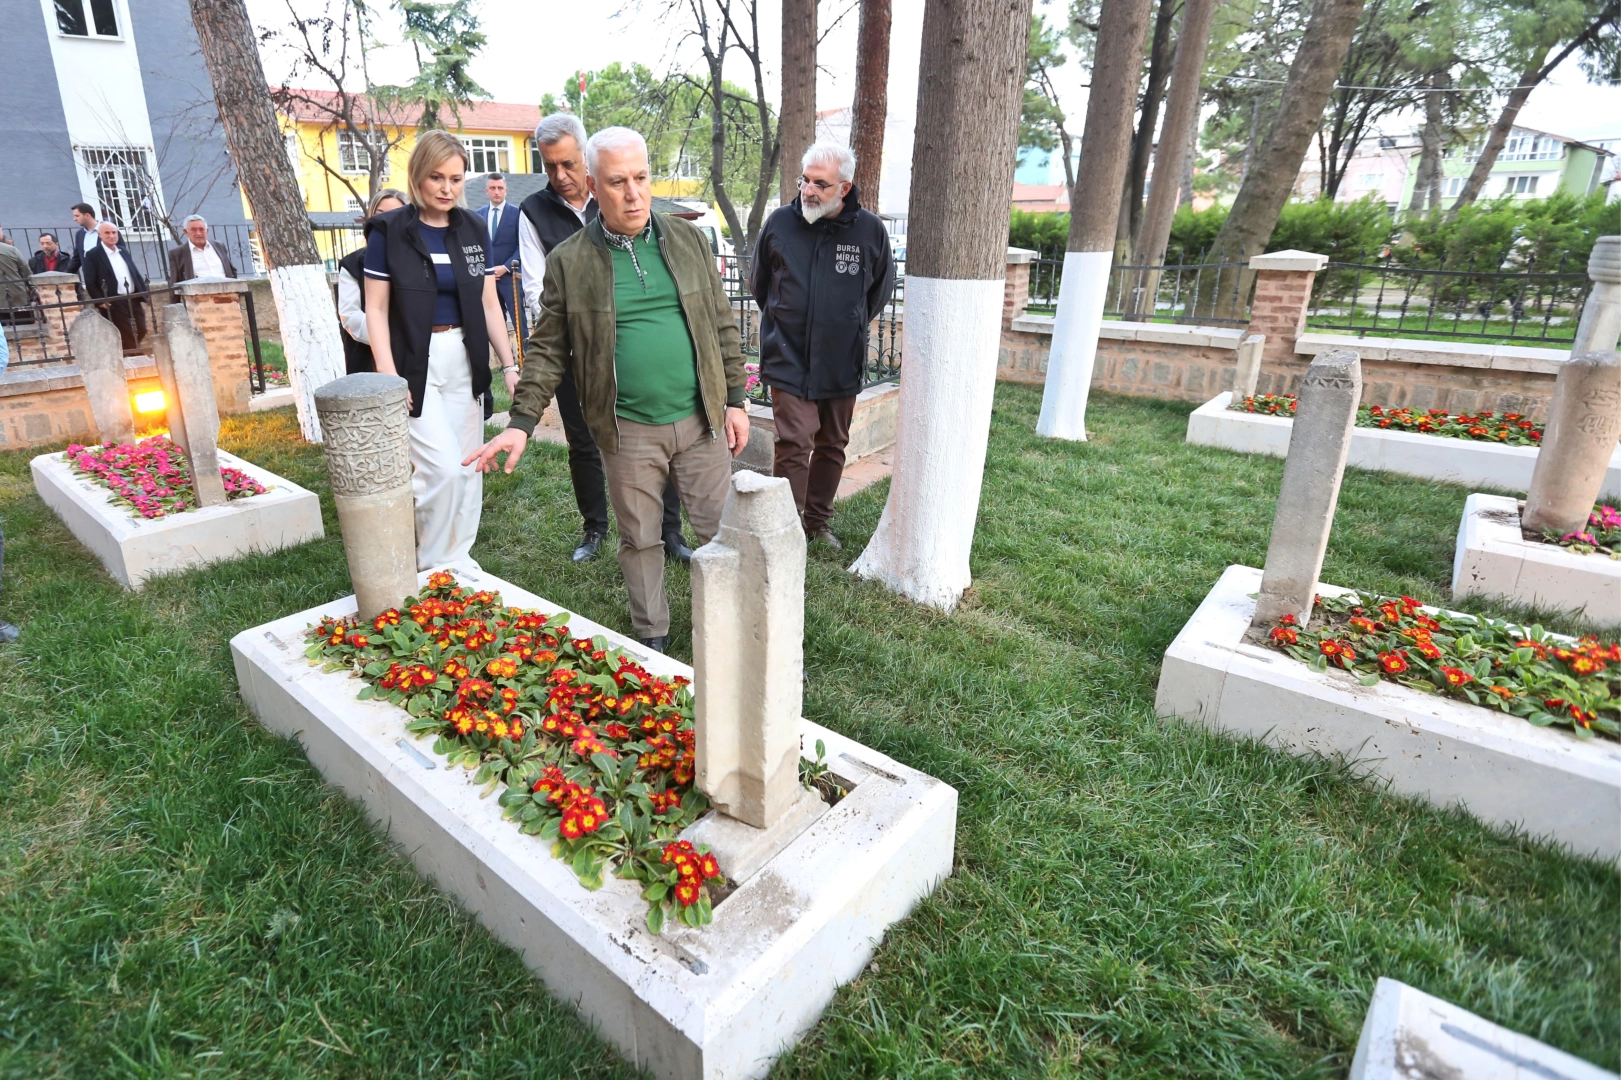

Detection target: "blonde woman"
[363, 131, 517, 572]
[337, 187, 407, 374]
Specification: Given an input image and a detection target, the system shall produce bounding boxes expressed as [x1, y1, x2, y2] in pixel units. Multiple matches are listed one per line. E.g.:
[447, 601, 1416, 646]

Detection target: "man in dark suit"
[82, 221, 149, 350]
[476, 174, 519, 325]
[68, 203, 99, 280]
[29, 232, 77, 275]
[167, 214, 238, 283]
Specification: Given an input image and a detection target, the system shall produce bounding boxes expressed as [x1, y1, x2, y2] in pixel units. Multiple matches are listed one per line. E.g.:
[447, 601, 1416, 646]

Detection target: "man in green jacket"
[466, 127, 750, 653]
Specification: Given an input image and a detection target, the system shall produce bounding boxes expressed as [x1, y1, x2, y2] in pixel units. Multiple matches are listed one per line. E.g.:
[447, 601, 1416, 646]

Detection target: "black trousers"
[104, 297, 147, 352]
[553, 367, 681, 538]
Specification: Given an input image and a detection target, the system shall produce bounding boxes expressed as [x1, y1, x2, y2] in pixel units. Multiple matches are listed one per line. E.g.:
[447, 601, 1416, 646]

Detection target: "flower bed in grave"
[1260, 591, 1620, 741]
[305, 571, 856, 933]
[1230, 394, 1544, 446]
[66, 436, 267, 519]
[1545, 504, 1621, 559]
[1184, 392, 1621, 498]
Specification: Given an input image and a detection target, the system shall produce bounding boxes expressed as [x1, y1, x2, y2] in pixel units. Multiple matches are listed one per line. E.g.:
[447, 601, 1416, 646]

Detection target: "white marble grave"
[31, 447, 323, 589]
[1453, 494, 1621, 625]
[1156, 565, 1621, 863]
[230, 565, 958, 1080]
[1350, 977, 1617, 1080]
[1185, 392, 1621, 498]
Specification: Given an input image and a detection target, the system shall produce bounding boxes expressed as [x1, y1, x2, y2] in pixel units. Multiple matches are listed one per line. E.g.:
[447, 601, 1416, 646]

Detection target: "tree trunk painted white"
[1035, 251, 1113, 441]
[270, 263, 347, 443]
[849, 276, 1003, 610]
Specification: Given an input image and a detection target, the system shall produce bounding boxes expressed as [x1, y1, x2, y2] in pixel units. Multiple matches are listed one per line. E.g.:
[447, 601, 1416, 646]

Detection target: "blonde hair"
[368, 187, 409, 216]
[406, 131, 470, 210]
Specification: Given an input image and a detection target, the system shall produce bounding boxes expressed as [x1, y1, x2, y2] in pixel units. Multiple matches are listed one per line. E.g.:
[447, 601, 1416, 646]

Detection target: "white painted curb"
[1452, 493, 1621, 626]
[230, 567, 958, 1080]
[31, 448, 324, 589]
[1155, 565, 1621, 863]
[1185, 392, 1621, 498]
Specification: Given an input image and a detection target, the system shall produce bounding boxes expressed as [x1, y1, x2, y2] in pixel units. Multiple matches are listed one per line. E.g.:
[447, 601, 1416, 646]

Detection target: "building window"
[77, 145, 159, 237]
[1500, 133, 1562, 161]
[344, 195, 365, 215]
[1503, 174, 1539, 195]
[55, 0, 119, 37]
[1378, 136, 1396, 149]
[675, 151, 702, 180]
[528, 138, 542, 173]
[1443, 177, 1464, 197]
[337, 129, 389, 177]
[1360, 173, 1384, 189]
[463, 137, 510, 174]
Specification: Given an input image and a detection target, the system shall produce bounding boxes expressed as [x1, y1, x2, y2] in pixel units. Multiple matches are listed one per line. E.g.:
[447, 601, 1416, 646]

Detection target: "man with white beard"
[749, 141, 894, 549]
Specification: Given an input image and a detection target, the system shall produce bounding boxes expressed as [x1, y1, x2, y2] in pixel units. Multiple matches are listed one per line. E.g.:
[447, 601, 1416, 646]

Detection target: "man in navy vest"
[477, 174, 519, 325]
[518, 112, 688, 566]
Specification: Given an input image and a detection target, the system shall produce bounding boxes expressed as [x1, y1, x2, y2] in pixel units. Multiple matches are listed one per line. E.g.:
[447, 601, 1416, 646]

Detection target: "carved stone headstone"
[1571, 235, 1620, 356]
[1523, 350, 1621, 538]
[70, 307, 134, 446]
[153, 304, 226, 507]
[1252, 349, 1363, 629]
[691, 471, 807, 830]
[1233, 333, 1266, 398]
[314, 373, 417, 620]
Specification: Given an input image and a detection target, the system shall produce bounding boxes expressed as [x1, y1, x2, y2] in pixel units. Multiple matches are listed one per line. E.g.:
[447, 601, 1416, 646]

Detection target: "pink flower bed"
[65, 436, 267, 519]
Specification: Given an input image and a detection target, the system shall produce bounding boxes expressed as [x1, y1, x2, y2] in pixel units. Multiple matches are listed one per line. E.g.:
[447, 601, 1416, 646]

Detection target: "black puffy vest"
[519, 185, 599, 254]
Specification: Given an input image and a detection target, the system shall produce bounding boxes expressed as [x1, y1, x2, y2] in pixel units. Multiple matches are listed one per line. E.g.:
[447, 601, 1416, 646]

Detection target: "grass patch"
[0, 386, 1614, 1078]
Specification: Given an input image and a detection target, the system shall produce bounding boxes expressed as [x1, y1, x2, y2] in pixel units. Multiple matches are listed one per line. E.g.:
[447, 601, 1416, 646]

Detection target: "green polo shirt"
[610, 229, 701, 426]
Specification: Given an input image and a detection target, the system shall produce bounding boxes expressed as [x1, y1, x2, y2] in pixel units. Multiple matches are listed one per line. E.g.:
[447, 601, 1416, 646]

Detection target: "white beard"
[801, 199, 836, 223]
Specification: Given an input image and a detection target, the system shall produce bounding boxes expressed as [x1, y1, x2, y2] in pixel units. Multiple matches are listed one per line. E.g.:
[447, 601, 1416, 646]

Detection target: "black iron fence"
[1, 279, 267, 394]
[4, 223, 260, 286]
[1026, 247, 1255, 326]
[1306, 252, 1592, 343]
[311, 223, 366, 270]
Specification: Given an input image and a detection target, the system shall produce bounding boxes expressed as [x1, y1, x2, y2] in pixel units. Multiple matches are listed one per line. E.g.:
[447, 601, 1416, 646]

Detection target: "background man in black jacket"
[81, 221, 149, 350]
[28, 233, 76, 275]
[749, 141, 894, 549]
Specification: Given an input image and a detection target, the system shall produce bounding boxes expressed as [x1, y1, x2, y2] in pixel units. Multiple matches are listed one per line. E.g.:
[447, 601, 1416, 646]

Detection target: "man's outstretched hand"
[465, 428, 530, 474]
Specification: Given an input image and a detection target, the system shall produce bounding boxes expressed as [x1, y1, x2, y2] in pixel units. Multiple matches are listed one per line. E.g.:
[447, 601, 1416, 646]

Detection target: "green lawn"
[0, 384, 1614, 1079]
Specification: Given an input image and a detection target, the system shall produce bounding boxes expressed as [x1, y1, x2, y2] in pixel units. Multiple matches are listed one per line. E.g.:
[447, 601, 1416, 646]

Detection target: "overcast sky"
[244, 0, 1620, 149]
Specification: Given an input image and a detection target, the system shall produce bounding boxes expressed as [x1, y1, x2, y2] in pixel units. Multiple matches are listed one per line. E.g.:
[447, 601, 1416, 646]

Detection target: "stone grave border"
[231, 566, 958, 1080]
[1453, 493, 1621, 625]
[1156, 564, 1621, 864]
[1185, 391, 1621, 499]
[31, 448, 323, 589]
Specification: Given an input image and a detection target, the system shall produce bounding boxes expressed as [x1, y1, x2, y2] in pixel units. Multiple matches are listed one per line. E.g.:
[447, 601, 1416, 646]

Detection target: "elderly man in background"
[517, 113, 691, 566]
[749, 140, 894, 549]
[468, 126, 749, 653]
[29, 232, 76, 275]
[167, 214, 238, 283]
[82, 221, 149, 350]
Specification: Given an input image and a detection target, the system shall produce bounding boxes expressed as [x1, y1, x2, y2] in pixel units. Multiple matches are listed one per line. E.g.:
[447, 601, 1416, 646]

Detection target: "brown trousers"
[600, 412, 731, 638]
[771, 388, 856, 533]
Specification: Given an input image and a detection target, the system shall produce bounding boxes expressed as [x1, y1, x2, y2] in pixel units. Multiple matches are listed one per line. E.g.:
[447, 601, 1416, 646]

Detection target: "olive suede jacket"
[507, 213, 746, 453]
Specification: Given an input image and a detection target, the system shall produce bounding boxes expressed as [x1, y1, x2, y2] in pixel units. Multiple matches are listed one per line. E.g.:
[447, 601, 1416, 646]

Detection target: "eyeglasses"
[797, 175, 842, 192]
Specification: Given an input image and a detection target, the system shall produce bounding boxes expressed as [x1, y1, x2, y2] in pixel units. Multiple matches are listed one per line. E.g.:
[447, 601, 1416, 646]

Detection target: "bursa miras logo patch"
[833, 243, 862, 275]
[462, 244, 486, 278]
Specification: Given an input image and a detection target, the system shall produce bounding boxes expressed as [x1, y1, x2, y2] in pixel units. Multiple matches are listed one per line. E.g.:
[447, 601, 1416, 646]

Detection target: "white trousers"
[411, 328, 484, 571]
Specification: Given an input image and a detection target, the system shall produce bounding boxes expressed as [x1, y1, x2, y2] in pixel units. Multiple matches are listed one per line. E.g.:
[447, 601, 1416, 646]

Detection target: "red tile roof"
[272, 88, 542, 134]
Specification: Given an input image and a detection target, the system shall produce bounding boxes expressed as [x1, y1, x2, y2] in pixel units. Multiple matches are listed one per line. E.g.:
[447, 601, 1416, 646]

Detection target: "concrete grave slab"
[230, 566, 957, 1080]
[1155, 564, 1621, 863]
[1186, 392, 1621, 498]
[1350, 976, 1617, 1080]
[31, 448, 324, 589]
[1452, 493, 1621, 627]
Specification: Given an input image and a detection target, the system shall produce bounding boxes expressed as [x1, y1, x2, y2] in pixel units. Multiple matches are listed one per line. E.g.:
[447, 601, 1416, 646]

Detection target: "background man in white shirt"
[167, 214, 238, 283]
[82, 221, 149, 350]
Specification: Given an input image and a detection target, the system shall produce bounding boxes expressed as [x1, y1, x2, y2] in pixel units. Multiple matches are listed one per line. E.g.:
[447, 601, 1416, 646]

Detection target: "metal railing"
[1, 280, 266, 392]
[1026, 247, 1255, 326]
[4, 223, 259, 286]
[1306, 252, 1592, 343]
[311, 223, 366, 270]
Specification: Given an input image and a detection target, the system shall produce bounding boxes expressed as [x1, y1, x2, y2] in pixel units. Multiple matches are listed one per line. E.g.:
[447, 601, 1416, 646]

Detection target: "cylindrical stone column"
[1571, 236, 1620, 357]
[313, 373, 417, 620]
[1522, 351, 1621, 538]
[1252, 348, 1362, 629]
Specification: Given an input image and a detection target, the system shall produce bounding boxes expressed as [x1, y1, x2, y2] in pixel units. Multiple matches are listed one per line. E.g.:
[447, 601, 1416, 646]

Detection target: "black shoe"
[639, 635, 669, 654]
[0, 620, 17, 644]
[664, 532, 694, 565]
[807, 526, 843, 551]
[572, 530, 607, 564]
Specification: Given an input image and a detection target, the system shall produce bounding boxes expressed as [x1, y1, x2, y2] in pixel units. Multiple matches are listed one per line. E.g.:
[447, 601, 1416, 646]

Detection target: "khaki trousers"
[600, 412, 731, 638]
